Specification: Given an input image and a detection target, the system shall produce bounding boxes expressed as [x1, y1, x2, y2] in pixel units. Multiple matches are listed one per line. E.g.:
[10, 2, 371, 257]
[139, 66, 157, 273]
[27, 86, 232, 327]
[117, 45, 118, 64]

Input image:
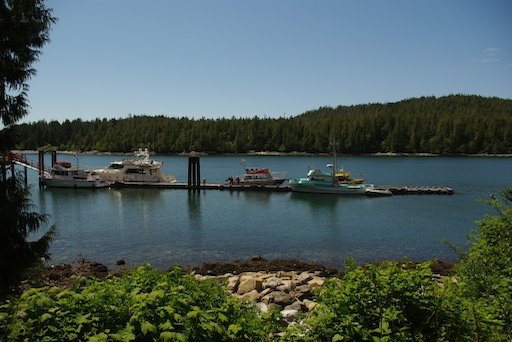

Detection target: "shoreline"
[11, 149, 512, 158]
[34, 256, 456, 287]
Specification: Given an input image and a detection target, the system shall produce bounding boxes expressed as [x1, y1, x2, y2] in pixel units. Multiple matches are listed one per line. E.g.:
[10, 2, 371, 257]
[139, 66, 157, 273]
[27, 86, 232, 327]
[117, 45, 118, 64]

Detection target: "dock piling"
[51, 150, 57, 167]
[38, 151, 45, 187]
[188, 156, 201, 190]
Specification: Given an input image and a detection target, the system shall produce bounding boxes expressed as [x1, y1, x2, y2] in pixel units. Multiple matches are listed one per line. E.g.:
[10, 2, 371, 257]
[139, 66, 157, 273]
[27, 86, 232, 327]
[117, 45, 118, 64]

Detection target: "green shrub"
[297, 261, 445, 341]
[449, 189, 512, 341]
[0, 265, 279, 341]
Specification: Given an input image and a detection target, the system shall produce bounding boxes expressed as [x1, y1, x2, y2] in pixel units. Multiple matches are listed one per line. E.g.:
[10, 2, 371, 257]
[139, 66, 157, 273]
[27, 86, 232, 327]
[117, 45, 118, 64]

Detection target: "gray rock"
[303, 299, 318, 311]
[297, 271, 312, 284]
[239, 289, 261, 301]
[227, 275, 239, 291]
[272, 291, 293, 305]
[262, 276, 282, 289]
[284, 300, 303, 311]
[295, 284, 312, 295]
[237, 278, 263, 295]
[308, 277, 325, 288]
[256, 302, 269, 313]
[281, 309, 299, 322]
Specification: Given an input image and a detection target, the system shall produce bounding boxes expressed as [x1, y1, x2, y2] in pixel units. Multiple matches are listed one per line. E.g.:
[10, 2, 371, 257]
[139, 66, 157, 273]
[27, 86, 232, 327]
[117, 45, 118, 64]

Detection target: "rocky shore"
[194, 270, 326, 323]
[24, 257, 453, 324]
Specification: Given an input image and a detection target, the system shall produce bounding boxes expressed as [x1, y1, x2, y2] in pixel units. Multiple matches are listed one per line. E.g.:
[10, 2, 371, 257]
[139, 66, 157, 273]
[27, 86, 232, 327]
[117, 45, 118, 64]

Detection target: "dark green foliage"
[0, 0, 57, 295]
[0, 175, 56, 292]
[0, 265, 281, 341]
[448, 189, 512, 341]
[10, 95, 512, 154]
[0, 0, 56, 128]
[294, 261, 445, 341]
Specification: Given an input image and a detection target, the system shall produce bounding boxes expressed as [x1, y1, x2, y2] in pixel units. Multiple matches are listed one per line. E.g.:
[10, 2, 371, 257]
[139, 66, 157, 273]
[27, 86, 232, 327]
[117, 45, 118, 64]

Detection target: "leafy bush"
[294, 261, 446, 341]
[0, 265, 279, 341]
[448, 189, 512, 341]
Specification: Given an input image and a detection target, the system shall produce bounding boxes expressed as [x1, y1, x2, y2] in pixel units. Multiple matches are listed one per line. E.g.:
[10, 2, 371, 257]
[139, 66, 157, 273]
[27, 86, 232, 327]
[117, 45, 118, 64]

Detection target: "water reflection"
[187, 190, 202, 229]
[289, 192, 347, 212]
[111, 189, 163, 230]
[241, 191, 272, 204]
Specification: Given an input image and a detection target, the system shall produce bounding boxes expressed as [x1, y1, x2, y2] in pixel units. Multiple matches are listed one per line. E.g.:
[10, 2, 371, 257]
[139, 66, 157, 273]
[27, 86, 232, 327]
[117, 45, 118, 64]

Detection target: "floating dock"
[112, 181, 454, 195]
[8, 152, 454, 195]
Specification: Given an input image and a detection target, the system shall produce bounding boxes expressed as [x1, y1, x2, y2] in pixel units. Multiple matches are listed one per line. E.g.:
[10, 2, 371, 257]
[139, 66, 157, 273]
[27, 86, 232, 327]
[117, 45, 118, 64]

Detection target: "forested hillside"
[9, 95, 512, 154]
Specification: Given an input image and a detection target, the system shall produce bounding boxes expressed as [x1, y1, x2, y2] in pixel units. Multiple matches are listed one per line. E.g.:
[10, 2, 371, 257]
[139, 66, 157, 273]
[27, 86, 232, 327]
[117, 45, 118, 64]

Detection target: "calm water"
[22, 154, 512, 269]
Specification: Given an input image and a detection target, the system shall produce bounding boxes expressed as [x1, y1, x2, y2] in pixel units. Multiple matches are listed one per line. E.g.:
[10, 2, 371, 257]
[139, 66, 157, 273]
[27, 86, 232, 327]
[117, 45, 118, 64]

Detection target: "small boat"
[43, 161, 109, 188]
[289, 137, 386, 196]
[95, 148, 176, 184]
[289, 167, 375, 195]
[336, 169, 365, 184]
[227, 160, 287, 186]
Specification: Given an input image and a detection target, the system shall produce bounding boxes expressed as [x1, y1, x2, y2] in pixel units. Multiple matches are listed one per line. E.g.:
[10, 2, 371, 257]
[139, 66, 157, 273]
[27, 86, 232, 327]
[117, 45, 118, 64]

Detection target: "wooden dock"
[376, 185, 454, 195]
[112, 181, 454, 195]
[7, 152, 454, 195]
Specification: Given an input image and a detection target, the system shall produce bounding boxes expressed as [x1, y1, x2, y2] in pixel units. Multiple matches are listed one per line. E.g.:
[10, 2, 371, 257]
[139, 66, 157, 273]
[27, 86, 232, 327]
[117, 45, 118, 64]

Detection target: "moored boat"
[95, 148, 176, 184]
[43, 161, 109, 188]
[227, 160, 286, 186]
[289, 167, 375, 195]
[289, 137, 386, 196]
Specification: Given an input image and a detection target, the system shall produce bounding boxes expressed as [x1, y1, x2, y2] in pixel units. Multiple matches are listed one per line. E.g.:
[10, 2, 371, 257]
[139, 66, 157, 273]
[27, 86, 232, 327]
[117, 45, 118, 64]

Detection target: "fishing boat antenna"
[330, 131, 338, 187]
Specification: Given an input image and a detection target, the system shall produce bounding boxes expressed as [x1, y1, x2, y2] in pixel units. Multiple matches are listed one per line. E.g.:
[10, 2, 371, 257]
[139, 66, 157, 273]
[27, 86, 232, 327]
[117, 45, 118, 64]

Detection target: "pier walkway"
[112, 181, 454, 195]
[6, 152, 454, 195]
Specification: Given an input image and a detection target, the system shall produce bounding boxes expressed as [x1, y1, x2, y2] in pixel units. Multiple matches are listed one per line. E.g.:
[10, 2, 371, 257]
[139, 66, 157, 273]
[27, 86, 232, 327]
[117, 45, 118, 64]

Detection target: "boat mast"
[332, 131, 338, 187]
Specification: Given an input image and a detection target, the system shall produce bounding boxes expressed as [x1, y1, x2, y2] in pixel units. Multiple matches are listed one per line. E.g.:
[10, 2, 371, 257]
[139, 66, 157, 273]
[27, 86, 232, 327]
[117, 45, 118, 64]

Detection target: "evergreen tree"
[0, 0, 56, 292]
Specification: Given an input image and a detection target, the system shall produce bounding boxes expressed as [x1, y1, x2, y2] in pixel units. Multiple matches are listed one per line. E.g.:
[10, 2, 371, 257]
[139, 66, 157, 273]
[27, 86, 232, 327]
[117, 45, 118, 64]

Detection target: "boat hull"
[43, 178, 109, 188]
[290, 178, 373, 195]
[240, 179, 286, 186]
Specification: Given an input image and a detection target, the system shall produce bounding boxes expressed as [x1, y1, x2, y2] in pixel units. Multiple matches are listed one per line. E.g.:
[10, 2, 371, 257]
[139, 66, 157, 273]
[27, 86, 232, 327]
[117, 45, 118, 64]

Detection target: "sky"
[23, 0, 512, 123]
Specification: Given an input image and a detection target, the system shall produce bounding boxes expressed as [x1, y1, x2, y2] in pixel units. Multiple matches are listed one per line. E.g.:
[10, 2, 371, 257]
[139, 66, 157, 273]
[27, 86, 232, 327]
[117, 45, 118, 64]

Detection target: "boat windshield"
[108, 163, 124, 169]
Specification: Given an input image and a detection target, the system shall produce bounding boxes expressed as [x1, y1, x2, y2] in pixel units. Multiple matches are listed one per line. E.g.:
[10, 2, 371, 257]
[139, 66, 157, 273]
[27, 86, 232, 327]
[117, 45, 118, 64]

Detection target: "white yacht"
[95, 148, 176, 184]
[43, 161, 109, 188]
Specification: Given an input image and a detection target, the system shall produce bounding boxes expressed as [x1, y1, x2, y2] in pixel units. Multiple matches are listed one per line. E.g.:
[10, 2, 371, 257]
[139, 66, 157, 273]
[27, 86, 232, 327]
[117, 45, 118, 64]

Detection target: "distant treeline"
[9, 95, 512, 154]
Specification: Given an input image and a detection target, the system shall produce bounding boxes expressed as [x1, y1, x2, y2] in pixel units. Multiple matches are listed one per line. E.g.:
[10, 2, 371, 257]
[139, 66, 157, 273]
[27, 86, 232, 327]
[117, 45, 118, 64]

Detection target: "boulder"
[307, 277, 325, 288]
[281, 309, 299, 322]
[271, 291, 293, 305]
[284, 300, 303, 311]
[297, 271, 312, 284]
[303, 299, 318, 311]
[239, 289, 261, 301]
[237, 278, 263, 295]
[262, 276, 282, 289]
[256, 302, 269, 313]
[227, 275, 239, 291]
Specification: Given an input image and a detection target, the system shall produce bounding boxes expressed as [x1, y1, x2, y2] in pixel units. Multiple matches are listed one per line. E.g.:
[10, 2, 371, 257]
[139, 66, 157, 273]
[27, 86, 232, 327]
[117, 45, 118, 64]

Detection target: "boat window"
[126, 168, 145, 174]
[108, 163, 124, 169]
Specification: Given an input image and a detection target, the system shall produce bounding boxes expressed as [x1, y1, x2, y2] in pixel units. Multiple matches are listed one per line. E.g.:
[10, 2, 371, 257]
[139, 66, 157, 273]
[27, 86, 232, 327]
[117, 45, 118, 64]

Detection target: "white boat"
[43, 161, 109, 188]
[227, 160, 287, 186]
[95, 148, 176, 184]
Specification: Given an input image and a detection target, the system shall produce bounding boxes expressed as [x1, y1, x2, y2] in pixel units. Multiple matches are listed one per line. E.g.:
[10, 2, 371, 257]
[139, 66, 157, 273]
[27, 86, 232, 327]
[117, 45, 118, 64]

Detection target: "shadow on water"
[289, 191, 364, 209]
[241, 191, 273, 204]
[187, 190, 202, 229]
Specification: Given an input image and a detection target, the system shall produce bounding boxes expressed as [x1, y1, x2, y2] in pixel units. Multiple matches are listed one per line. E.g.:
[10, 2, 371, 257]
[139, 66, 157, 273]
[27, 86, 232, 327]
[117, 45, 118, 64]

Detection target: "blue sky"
[25, 0, 512, 123]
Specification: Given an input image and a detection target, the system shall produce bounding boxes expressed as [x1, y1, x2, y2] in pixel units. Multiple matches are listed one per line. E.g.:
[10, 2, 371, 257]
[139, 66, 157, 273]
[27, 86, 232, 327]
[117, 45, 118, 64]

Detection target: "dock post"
[1, 162, 5, 185]
[38, 150, 45, 187]
[51, 150, 57, 167]
[24, 166, 28, 187]
[188, 156, 201, 190]
[10, 162, 15, 185]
